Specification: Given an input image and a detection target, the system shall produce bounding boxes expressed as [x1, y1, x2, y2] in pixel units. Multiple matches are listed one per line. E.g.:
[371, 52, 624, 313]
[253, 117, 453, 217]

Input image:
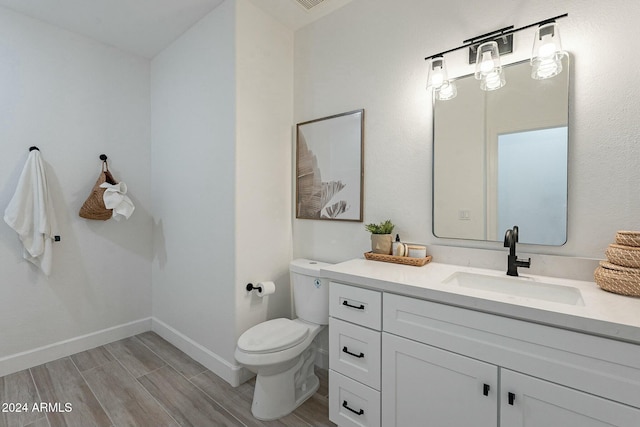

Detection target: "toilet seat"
[237, 318, 309, 354]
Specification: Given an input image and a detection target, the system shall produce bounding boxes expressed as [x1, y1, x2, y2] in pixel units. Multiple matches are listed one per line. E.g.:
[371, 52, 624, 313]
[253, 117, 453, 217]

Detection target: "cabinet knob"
[483, 383, 490, 396]
[342, 400, 364, 416]
[508, 392, 516, 405]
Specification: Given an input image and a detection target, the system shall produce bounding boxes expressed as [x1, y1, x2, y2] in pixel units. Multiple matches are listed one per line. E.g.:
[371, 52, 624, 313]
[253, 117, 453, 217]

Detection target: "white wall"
[150, 0, 237, 374]
[0, 6, 152, 375]
[234, 0, 294, 339]
[293, 0, 640, 270]
[151, 0, 295, 383]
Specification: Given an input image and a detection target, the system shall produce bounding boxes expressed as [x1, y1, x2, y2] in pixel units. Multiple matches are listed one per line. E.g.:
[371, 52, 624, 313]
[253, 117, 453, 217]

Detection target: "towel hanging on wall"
[79, 156, 118, 220]
[4, 148, 59, 276]
[99, 181, 135, 221]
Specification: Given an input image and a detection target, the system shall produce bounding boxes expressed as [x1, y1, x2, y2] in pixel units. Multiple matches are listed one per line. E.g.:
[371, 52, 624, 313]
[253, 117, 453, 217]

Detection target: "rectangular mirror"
[433, 57, 569, 245]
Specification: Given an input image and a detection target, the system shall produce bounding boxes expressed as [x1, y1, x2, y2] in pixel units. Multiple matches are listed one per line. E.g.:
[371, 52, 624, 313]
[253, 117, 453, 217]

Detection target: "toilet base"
[250, 344, 319, 421]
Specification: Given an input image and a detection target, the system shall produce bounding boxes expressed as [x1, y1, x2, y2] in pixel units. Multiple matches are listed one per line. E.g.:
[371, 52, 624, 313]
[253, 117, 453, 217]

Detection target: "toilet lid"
[237, 318, 309, 354]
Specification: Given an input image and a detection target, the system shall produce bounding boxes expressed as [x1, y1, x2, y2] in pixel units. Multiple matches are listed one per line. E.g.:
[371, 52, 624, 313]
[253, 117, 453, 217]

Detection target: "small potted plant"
[365, 219, 395, 255]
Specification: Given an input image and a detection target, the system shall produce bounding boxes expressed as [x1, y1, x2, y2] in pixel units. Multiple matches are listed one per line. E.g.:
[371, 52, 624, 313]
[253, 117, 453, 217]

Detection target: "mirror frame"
[431, 57, 570, 246]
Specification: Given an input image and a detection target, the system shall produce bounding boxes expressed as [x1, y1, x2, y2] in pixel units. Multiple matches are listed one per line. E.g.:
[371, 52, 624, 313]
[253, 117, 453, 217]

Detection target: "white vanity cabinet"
[382, 332, 498, 427]
[382, 293, 640, 427]
[328, 282, 382, 427]
[500, 369, 640, 427]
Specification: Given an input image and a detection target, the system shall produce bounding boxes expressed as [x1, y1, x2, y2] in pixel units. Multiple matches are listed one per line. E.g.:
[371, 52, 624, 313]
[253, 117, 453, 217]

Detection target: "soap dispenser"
[392, 234, 402, 256]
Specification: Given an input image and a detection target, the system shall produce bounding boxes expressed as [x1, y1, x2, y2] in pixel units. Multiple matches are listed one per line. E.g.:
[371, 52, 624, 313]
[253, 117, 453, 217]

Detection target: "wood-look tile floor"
[0, 332, 336, 427]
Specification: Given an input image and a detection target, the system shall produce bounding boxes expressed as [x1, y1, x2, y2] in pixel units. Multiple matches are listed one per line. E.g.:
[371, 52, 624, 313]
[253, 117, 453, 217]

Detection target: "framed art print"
[296, 109, 364, 221]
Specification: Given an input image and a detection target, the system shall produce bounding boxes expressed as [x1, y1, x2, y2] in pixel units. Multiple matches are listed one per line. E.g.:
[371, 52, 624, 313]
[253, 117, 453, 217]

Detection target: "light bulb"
[480, 52, 495, 74]
[485, 72, 501, 89]
[431, 72, 444, 89]
[534, 58, 560, 79]
[427, 57, 449, 91]
[480, 69, 505, 91]
[437, 81, 457, 100]
[538, 40, 556, 58]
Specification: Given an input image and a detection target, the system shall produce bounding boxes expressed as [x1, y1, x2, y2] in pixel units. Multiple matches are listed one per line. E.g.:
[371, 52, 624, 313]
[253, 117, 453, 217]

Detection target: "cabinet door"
[501, 369, 640, 427]
[382, 333, 498, 427]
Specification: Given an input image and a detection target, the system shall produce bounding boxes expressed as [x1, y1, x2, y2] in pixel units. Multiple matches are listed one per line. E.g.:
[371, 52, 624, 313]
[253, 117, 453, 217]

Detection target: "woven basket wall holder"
[79, 159, 118, 221]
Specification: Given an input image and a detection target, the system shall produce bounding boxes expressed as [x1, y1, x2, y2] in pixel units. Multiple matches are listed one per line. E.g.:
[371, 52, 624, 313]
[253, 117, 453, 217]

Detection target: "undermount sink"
[442, 271, 585, 306]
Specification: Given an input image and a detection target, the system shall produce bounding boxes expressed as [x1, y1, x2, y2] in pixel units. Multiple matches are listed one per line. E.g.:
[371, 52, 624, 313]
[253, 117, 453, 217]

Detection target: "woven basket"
[364, 252, 432, 267]
[594, 261, 640, 297]
[615, 231, 640, 247]
[605, 244, 640, 268]
[79, 161, 117, 221]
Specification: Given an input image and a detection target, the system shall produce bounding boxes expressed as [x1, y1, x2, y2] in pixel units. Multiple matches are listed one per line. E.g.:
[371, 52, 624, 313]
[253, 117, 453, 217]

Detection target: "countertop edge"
[321, 260, 640, 345]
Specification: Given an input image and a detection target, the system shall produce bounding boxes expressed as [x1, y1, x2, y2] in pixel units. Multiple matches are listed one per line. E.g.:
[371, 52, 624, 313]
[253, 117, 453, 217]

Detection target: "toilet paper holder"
[246, 283, 262, 292]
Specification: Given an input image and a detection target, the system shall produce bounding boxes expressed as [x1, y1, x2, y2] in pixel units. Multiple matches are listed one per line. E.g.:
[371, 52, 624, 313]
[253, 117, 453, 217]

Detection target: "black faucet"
[503, 226, 531, 276]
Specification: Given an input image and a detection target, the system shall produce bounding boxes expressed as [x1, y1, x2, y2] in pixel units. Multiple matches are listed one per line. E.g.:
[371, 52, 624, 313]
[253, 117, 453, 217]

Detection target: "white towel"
[99, 181, 135, 221]
[4, 150, 59, 276]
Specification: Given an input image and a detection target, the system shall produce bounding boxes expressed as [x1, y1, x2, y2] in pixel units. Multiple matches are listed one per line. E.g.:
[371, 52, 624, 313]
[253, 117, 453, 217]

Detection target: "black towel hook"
[29, 146, 39, 152]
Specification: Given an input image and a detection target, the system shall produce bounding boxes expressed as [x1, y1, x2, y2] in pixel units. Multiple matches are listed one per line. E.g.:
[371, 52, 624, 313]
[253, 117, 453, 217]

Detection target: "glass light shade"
[475, 41, 502, 80]
[427, 57, 448, 91]
[437, 80, 457, 100]
[531, 22, 567, 79]
[479, 69, 506, 91]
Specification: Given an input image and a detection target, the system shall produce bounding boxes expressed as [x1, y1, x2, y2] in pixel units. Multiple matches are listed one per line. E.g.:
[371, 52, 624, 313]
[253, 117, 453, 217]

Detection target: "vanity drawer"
[329, 369, 380, 427]
[330, 282, 382, 330]
[329, 317, 381, 390]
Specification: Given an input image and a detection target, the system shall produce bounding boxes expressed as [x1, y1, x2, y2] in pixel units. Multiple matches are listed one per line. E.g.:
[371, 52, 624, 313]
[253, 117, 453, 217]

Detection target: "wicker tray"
[605, 244, 640, 268]
[364, 252, 432, 267]
[615, 231, 640, 247]
[594, 261, 640, 297]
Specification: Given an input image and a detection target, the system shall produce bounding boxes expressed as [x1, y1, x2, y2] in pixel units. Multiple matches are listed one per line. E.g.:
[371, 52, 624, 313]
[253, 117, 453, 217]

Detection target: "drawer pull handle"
[483, 383, 490, 396]
[342, 300, 365, 310]
[342, 400, 364, 416]
[342, 346, 365, 358]
[508, 392, 516, 405]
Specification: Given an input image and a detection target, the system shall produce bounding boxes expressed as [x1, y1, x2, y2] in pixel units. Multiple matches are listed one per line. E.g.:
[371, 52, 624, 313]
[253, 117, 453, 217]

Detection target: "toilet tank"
[290, 259, 332, 325]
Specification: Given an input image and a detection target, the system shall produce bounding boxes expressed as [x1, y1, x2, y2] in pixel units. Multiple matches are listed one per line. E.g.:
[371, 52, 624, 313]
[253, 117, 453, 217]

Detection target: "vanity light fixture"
[531, 22, 567, 79]
[426, 56, 458, 101]
[475, 41, 506, 91]
[426, 57, 447, 90]
[424, 13, 568, 99]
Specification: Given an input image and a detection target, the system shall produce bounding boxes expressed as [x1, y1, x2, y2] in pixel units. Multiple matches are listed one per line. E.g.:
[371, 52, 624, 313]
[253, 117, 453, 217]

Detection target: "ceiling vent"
[294, 0, 327, 10]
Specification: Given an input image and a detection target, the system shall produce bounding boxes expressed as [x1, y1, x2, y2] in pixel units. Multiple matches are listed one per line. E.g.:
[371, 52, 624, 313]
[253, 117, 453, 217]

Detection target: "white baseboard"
[151, 317, 251, 387]
[0, 317, 327, 385]
[0, 318, 152, 377]
[151, 319, 330, 385]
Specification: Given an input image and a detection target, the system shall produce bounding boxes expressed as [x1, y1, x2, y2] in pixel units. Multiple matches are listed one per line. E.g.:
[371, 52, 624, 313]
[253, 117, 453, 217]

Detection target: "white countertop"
[321, 258, 640, 345]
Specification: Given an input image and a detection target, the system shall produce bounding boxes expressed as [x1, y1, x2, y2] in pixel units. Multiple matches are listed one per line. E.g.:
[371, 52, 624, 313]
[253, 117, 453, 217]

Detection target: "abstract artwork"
[296, 109, 364, 221]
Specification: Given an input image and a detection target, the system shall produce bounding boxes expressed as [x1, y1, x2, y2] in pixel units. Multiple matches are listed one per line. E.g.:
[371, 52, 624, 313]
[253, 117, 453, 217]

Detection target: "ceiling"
[0, 0, 353, 59]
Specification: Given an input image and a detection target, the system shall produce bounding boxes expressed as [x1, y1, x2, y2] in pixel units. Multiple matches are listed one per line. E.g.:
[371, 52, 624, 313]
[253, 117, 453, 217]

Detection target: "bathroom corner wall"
[234, 0, 294, 343]
[151, 0, 295, 384]
[0, 6, 152, 375]
[150, 0, 237, 375]
[293, 0, 640, 272]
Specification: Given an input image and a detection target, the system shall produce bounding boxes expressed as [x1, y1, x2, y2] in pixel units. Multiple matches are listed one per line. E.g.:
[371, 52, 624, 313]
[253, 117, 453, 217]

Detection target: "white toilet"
[235, 258, 332, 421]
